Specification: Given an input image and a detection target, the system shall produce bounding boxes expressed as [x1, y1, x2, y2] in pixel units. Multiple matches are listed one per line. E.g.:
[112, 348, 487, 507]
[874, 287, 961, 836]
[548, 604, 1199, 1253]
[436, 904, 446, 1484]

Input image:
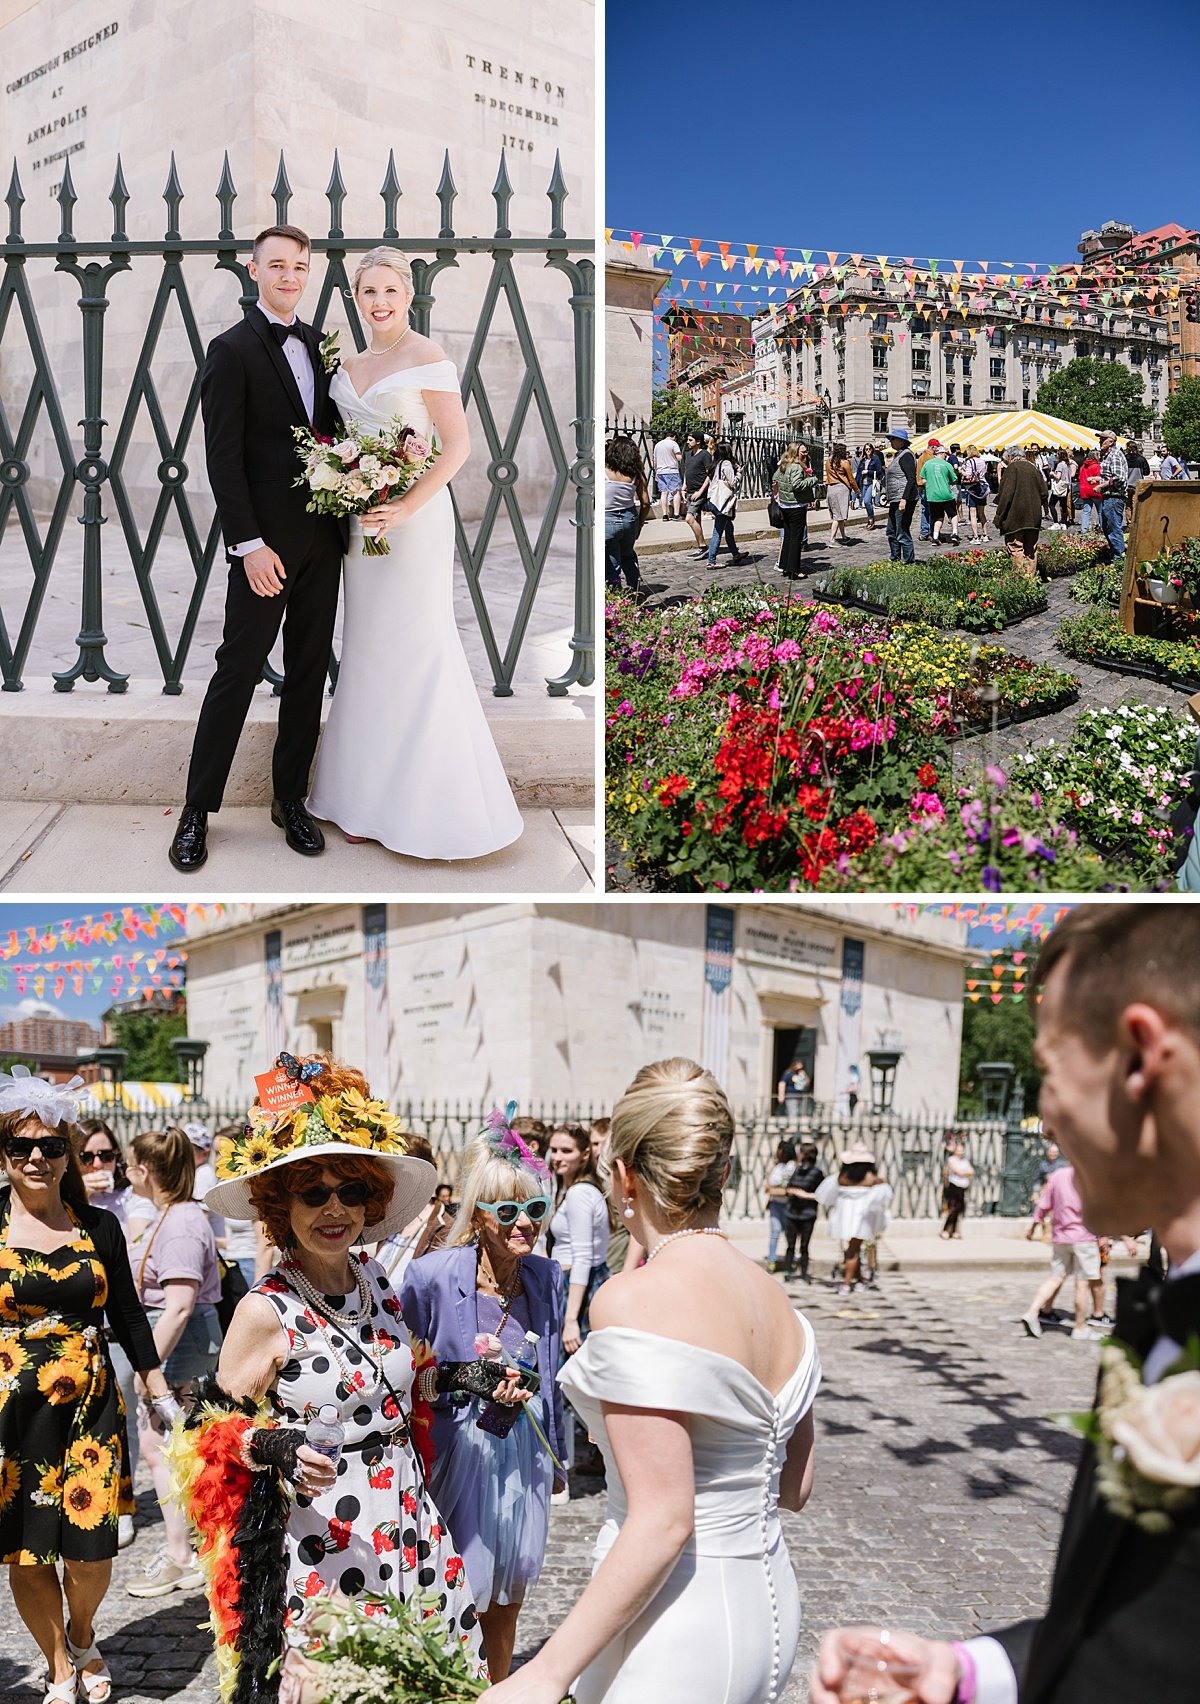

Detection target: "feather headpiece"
[480, 1101, 549, 1177]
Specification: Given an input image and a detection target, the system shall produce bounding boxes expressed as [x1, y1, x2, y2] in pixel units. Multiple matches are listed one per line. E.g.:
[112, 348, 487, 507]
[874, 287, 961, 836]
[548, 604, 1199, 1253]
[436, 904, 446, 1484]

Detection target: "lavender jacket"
[399, 1242, 567, 1474]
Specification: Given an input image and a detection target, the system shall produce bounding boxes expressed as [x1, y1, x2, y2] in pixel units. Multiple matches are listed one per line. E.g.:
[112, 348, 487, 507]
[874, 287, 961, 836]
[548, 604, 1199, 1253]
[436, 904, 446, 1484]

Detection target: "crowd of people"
[604, 423, 1195, 593]
[4, 904, 1199, 1704]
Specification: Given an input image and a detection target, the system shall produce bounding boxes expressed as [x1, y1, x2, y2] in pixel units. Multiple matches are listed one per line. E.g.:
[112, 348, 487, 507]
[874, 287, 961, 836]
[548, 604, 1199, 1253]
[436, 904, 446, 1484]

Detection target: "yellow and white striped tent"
[907, 410, 1123, 455]
[79, 1081, 190, 1113]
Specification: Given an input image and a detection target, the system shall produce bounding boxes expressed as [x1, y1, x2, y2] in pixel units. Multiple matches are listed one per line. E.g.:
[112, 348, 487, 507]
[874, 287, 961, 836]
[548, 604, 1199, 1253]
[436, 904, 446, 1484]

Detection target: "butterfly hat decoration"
[205, 1051, 436, 1237]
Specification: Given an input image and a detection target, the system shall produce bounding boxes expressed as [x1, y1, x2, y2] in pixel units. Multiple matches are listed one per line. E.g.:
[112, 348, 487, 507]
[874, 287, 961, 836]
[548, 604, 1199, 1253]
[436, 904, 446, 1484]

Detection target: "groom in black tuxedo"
[169, 225, 347, 871]
[814, 902, 1200, 1704]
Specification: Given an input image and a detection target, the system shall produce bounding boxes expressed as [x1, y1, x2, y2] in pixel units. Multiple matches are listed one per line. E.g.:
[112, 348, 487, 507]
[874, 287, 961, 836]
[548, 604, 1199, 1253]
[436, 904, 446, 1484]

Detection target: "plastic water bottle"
[304, 1404, 345, 1468]
[476, 1330, 539, 1438]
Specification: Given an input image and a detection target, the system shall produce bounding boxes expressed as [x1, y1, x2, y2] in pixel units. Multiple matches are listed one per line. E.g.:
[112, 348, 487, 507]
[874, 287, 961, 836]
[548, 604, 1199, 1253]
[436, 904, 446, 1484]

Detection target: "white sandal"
[42, 1677, 78, 1704]
[65, 1633, 111, 1704]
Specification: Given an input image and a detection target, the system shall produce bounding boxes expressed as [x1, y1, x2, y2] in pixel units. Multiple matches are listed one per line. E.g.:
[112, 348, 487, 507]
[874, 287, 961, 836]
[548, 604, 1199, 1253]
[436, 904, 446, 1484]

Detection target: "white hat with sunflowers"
[204, 1052, 435, 1239]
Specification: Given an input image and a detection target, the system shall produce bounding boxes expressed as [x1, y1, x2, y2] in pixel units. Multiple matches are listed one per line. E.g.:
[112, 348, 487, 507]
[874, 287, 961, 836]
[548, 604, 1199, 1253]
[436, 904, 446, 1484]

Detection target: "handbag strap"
[137, 1204, 173, 1299]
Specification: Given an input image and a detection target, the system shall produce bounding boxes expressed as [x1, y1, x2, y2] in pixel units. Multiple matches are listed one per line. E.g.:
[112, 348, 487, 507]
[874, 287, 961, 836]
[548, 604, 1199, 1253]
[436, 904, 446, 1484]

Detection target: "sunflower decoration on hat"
[206, 1051, 435, 1237]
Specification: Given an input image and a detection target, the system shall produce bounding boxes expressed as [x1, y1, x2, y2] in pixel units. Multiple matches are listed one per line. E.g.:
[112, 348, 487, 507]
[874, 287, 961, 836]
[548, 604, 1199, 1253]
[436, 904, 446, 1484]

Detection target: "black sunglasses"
[294, 1180, 370, 1210]
[3, 1136, 70, 1162]
[82, 1148, 118, 1166]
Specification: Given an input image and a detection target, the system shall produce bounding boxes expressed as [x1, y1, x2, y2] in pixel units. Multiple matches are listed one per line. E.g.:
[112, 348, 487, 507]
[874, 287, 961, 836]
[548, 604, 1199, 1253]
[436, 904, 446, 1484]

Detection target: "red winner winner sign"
[254, 1067, 318, 1117]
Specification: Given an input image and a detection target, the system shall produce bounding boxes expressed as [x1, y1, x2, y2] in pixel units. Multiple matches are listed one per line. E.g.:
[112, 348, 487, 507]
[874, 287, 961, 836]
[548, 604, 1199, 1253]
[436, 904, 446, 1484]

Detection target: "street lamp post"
[821, 387, 832, 445]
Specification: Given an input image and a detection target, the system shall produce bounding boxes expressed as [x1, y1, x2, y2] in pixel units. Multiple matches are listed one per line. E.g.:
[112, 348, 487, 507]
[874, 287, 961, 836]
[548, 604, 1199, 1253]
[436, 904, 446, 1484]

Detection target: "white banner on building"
[701, 905, 735, 1085]
[362, 904, 390, 1096]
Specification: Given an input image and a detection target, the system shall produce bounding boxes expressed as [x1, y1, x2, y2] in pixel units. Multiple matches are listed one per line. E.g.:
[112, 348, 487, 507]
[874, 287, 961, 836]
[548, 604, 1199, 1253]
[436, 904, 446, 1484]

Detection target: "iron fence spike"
[163, 152, 184, 241]
[491, 148, 513, 240]
[435, 150, 457, 239]
[215, 152, 237, 241]
[546, 150, 568, 240]
[108, 157, 130, 244]
[379, 149, 402, 240]
[272, 151, 293, 222]
[4, 161, 24, 243]
[56, 157, 77, 242]
[325, 149, 347, 239]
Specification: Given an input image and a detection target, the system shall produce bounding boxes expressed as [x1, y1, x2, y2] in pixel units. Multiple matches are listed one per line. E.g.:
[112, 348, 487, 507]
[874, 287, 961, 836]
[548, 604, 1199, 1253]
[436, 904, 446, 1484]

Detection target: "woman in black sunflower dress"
[0, 1069, 169, 1704]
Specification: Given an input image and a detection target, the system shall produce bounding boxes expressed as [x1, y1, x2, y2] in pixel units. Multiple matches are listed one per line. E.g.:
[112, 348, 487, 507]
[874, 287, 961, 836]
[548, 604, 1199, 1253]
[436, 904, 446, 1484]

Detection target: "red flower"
[681, 821, 693, 836]
[657, 772, 690, 808]
[403, 1543, 418, 1570]
[445, 1556, 465, 1587]
[917, 764, 939, 789]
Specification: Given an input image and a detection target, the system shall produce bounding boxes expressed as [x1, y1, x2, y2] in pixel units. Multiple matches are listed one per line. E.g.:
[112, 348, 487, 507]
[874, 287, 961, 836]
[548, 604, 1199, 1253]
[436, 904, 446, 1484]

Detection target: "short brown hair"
[1034, 904, 1200, 1047]
[252, 224, 311, 260]
[249, 1154, 395, 1249]
[131, 1126, 196, 1204]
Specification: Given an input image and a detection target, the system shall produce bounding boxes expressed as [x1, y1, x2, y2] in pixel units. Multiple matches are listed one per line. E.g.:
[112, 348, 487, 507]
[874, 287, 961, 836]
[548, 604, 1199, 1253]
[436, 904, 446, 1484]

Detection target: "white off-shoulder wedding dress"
[558, 1316, 821, 1704]
[307, 359, 523, 860]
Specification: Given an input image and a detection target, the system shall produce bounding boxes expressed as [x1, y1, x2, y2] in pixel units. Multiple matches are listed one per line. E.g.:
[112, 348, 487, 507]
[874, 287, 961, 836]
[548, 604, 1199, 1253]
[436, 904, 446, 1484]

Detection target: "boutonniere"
[1060, 1337, 1200, 1533]
[319, 329, 341, 375]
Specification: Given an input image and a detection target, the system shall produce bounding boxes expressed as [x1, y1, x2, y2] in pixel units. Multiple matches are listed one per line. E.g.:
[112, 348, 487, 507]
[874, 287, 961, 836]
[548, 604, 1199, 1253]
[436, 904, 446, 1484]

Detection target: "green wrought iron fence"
[75, 1092, 1023, 1218]
[605, 416, 819, 501]
[0, 148, 593, 698]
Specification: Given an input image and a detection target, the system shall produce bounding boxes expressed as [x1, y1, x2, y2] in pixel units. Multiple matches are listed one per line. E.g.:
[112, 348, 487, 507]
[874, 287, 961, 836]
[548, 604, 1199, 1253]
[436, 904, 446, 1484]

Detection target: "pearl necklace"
[284, 1256, 386, 1393]
[644, 1227, 728, 1263]
[367, 322, 412, 355]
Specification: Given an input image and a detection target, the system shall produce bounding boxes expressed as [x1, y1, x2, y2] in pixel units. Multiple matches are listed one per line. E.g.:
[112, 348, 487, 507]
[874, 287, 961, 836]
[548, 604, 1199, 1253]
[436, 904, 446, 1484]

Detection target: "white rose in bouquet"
[309, 462, 342, 492]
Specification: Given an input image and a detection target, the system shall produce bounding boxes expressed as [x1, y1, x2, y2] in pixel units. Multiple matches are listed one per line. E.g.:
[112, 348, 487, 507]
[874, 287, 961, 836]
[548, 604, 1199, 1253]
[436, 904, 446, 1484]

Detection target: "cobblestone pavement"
[606, 525, 1190, 887]
[0, 1270, 1096, 1701]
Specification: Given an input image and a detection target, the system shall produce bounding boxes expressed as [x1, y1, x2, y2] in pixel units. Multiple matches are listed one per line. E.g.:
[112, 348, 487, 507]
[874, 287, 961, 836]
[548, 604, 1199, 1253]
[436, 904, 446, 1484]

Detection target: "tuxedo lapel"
[1022, 1410, 1126, 1701]
[245, 306, 309, 425]
[302, 322, 330, 426]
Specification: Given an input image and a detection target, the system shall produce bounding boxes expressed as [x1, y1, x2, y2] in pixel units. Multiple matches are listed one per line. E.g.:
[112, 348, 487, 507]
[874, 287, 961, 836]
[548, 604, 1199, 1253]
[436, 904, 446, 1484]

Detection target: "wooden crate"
[1119, 480, 1200, 632]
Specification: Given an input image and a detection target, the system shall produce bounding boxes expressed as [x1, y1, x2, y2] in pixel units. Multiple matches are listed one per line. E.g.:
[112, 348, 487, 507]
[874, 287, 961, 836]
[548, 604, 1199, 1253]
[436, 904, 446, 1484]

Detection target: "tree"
[105, 1008, 187, 1082]
[957, 986, 1038, 1119]
[649, 386, 704, 443]
[1034, 358, 1154, 438]
[1161, 376, 1200, 464]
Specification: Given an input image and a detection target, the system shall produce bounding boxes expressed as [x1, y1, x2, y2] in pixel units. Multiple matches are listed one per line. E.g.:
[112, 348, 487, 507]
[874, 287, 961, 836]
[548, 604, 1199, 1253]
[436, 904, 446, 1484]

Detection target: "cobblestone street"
[0, 1270, 1097, 1702]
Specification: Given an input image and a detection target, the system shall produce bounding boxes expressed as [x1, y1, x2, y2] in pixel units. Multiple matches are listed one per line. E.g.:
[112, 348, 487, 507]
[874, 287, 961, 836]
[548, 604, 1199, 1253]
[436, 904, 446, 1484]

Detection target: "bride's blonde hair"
[610, 1057, 734, 1225]
[352, 246, 414, 302]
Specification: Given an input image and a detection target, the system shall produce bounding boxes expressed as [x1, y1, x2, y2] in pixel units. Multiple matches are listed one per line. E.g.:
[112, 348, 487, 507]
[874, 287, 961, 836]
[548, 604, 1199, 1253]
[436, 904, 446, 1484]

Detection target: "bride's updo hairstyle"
[610, 1057, 734, 1226]
[352, 245, 415, 304]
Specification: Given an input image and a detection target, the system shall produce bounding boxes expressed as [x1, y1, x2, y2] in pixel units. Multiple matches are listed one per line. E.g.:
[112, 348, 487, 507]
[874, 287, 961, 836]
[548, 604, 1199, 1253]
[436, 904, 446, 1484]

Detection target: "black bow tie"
[1114, 1265, 1200, 1358]
[270, 321, 304, 345]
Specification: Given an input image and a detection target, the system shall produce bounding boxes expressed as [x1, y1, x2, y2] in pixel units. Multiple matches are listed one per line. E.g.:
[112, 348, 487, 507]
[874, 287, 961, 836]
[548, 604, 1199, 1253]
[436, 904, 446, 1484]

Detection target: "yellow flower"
[316, 1096, 345, 1136]
[0, 1250, 22, 1273]
[241, 1136, 278, 1172]
[37, 1354, 90, 1407]
[340, 1125, 373, 1150]
[39, 1463, 62, 1499]
[214, 1137, 239, 1178]
[68, 1438, 114, 1480]
[0, 1457, 20, 1512]
[0, 1341, 28, 1381]
[62, 1471, 109, 1531]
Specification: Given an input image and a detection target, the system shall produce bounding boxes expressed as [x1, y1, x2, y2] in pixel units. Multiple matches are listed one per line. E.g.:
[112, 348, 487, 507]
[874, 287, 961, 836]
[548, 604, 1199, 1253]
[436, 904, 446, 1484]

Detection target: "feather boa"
[165, 1378, 291, 1704]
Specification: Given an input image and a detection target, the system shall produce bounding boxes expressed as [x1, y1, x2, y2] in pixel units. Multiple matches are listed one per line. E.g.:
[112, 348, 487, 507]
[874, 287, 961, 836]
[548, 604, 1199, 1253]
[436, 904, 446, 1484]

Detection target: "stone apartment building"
[752, 252, 1171, 445]
[1081, 221, 1200, 398]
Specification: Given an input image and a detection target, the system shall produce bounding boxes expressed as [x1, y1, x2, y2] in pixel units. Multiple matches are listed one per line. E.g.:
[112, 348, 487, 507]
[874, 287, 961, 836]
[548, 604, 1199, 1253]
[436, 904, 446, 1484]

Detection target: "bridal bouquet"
[293, 423, 438, 557]
[277, 1591, 489, 1704]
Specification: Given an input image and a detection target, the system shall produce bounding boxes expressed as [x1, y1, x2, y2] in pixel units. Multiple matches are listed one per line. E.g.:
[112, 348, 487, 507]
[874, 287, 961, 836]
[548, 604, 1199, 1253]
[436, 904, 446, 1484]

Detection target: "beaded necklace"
[283, 1254, 386, 1394]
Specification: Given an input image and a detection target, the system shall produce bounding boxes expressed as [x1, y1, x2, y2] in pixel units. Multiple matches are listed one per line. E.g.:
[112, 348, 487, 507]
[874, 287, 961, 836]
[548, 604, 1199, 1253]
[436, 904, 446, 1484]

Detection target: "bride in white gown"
[306, 246, 523, 860]
[487, 1058, 821, 1704]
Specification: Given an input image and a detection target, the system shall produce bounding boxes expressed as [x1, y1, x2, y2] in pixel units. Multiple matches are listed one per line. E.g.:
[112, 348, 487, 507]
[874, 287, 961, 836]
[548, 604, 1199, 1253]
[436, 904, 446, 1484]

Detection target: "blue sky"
[0, 904, 186, 1029]
[607, 0, 1200, 384]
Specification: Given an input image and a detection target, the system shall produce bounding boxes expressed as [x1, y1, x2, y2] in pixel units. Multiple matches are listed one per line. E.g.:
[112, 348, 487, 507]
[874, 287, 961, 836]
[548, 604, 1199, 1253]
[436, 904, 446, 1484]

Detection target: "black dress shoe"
[168, 806, 208, 873]
[271, 798, 325, 856]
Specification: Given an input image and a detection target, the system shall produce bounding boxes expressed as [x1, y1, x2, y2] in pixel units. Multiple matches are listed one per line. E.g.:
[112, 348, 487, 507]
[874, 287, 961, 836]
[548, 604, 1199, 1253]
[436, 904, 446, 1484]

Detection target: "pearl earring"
[622, 1200, 635, 1220]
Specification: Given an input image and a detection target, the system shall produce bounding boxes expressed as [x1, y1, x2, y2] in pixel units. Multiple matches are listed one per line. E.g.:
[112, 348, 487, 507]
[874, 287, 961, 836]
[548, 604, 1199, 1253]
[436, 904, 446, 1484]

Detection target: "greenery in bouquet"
[814, 764, 1135, 893]
[1059, 608, 1200, 684]
[279, 1591, 494, 1704]
[293, 423, 438, 556]
[816, 550, 1046, 632]
[1011, 704, 1197, 883]
[1035, 530, 1110, 577]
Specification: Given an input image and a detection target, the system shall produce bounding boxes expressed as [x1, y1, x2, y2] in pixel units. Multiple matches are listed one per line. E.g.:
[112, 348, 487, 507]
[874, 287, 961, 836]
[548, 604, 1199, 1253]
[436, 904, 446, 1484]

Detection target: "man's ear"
[1120, 1003, 1171, 1104]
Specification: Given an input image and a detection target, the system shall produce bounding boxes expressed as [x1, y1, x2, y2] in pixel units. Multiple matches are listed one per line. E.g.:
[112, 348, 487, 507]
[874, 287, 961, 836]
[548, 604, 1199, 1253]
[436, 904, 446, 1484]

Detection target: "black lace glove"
[246, 1426, 303, 1479]
[436, 1359, 510, 1402]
